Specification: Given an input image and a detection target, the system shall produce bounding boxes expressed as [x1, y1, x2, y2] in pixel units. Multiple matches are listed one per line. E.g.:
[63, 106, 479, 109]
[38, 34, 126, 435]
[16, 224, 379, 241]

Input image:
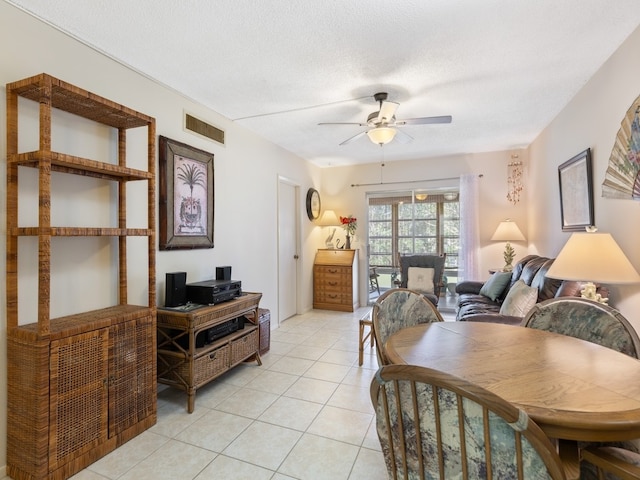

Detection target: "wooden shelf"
[12, 304, 154, 340]
[14, 227, 154, 237]
[8, 73, 152, 129]
[9, 151, 153, 181]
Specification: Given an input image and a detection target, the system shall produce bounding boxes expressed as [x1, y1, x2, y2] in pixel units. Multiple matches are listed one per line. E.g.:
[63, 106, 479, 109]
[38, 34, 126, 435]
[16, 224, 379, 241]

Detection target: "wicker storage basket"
[194, 345, 231, 385]
[230, 329, 258, 365]
[258, 308, 270, 355]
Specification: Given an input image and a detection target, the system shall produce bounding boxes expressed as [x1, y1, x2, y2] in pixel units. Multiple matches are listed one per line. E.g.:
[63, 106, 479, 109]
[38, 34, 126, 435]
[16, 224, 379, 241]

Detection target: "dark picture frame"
[558, 148, 594, 232]
[159, 136, 214, 250]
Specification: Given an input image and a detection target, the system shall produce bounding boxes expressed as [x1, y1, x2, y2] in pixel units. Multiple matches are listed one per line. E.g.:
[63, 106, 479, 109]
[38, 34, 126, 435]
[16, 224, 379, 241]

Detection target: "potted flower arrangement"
[340, 215, 357, 249]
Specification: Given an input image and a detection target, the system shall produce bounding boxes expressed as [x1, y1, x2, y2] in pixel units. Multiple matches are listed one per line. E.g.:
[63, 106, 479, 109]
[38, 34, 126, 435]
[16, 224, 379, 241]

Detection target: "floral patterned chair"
[522, 297, 640, 358]
[372, 288, 444, 366]
[522, 297, 640, 479]
[370, 364, 567, 479]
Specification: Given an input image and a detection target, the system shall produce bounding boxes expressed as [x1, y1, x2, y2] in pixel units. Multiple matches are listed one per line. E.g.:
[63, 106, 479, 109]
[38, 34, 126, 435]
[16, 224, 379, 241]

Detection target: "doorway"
[277, 178, 300, 324]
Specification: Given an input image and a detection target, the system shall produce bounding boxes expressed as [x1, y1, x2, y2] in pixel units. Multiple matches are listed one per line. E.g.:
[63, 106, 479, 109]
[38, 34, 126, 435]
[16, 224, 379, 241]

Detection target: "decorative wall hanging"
[159, 136, 215, 250]
[602, 93, 640, 199]
[558, 148, 594, 232]
[506, 154, 523, 205]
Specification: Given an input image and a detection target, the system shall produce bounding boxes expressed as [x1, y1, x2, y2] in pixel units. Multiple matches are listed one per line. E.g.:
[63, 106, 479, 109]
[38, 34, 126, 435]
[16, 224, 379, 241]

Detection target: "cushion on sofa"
[499, 280, 538, 317]
[456, 255, 561, 325]
[479, 271, 511, 301]
[530, 259, 563, 301]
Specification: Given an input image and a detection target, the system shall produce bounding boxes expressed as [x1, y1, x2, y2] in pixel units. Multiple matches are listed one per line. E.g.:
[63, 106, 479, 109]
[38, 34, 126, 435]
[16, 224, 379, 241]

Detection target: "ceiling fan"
[318, 92, 452, 146]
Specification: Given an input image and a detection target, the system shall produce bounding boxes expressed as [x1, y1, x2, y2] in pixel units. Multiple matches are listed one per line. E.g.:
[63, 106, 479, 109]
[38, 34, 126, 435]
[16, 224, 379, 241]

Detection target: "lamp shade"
[491, 220, 526, 241]
[546, 232, 640, 284]
[317, 209, 340, 226]
[367, 127, 396, 145]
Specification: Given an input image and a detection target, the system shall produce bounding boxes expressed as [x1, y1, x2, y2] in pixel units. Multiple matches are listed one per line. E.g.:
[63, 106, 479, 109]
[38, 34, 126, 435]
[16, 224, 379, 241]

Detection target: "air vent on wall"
[184, 112, 225, 145]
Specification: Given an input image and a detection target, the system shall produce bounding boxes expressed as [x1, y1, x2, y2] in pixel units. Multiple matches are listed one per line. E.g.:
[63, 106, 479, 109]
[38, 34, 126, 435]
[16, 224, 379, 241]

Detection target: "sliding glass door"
[368, 190, 460, 302]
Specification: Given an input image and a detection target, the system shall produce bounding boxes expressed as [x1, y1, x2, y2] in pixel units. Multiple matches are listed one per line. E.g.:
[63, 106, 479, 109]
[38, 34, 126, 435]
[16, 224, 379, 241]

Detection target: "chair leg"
[359, 319, 373, 366]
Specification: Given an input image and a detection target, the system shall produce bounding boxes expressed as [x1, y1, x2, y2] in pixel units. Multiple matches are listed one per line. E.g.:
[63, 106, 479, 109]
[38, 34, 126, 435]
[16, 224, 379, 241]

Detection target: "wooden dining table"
[384, 321, 640, 443]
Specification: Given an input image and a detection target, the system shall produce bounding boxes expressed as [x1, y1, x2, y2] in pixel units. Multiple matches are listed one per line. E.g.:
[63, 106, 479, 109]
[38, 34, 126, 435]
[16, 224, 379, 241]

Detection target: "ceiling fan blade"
[318, 122, 368, 126]
[377, 101, 399, 124]
[396, 115, 452, 126]
[339, 131, 367, 146]
[394, 129, 413, 144]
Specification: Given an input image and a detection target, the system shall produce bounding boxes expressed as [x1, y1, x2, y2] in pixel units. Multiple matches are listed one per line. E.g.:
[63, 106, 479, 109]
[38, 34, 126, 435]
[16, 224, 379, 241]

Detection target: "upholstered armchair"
[398, 253, 447, 306]
[371, 364, 567, 479]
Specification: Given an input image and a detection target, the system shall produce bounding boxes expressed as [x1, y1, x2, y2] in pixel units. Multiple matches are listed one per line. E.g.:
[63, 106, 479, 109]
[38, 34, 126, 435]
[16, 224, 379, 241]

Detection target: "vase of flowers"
[340, 215, 357, 249]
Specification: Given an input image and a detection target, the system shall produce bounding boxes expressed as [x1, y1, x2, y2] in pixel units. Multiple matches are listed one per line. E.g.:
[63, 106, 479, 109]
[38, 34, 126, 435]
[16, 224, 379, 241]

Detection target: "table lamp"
[546, 228, 640, 304]
[318, 209, 341, 249]
[491, 219, 526, 271]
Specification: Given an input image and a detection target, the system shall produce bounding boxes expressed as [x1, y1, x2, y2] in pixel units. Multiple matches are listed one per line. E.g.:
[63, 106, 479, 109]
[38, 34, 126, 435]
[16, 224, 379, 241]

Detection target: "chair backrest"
[370, 364, 566, 480]
[398, 254, 447, 304]
[522, 297, 640, 358]
[372, 288, 443, 366]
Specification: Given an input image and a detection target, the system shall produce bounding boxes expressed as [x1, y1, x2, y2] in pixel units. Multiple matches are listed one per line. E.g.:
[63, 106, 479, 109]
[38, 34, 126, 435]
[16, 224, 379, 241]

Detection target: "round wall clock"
[306, 188, 321, 220]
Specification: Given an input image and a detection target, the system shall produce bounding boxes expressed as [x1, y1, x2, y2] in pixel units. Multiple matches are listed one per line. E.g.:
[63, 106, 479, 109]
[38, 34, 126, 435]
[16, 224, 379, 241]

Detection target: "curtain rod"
[350, 174, 483, 188]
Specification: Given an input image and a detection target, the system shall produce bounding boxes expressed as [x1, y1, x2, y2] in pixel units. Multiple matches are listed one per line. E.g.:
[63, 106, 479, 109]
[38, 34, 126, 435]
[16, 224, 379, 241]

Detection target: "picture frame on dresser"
[159, 135, 215, 249]
[558, 147, 594, 232]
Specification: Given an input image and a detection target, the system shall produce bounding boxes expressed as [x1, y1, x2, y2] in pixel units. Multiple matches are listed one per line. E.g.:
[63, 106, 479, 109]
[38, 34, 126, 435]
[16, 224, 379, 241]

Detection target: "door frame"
[277, 176, 301, 324]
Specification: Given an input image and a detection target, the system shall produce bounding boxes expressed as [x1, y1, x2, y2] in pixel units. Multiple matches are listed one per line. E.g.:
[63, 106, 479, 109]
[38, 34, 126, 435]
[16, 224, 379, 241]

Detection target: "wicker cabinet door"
[109, 315, 156, 436]
[49, 329, 109, 473]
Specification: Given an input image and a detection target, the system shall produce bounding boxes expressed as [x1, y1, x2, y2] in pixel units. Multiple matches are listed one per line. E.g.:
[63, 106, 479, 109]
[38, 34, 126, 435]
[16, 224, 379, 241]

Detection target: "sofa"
[455, 254, 605, 325]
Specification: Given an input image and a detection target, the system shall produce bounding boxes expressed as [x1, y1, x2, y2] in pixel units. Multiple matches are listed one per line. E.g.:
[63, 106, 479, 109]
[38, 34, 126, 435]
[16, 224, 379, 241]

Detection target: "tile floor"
[60, 307, 389, 480]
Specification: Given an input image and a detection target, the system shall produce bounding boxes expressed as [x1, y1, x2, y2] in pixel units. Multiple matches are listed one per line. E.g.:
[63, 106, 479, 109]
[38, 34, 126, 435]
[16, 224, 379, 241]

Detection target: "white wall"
[528, 23, 640, 326]
[0, 2, 321, 470]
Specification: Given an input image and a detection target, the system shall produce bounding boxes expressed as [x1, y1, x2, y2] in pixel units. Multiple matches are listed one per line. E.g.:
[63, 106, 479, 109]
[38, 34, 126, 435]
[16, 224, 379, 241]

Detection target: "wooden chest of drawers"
[313, 249, 359, 312]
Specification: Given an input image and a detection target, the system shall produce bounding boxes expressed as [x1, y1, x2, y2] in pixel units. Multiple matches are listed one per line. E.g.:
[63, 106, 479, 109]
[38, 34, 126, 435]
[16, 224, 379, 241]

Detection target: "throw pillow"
[407, 267, 435, 294]
[479, 271, 512, 301]
[500, 280, 538, 317]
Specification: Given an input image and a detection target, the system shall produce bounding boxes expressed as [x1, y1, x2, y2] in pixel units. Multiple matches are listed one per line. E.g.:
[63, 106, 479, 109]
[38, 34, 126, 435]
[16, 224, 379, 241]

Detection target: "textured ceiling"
[6, 0, 640, 166]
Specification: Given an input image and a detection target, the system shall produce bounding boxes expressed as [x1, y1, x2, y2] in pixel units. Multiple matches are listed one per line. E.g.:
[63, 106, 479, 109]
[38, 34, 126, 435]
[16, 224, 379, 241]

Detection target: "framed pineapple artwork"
[159, 136, 215, 249]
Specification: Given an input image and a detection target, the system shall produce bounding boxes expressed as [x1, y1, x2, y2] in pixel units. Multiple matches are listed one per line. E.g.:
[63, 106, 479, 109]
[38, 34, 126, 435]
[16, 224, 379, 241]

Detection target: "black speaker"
[216, 266, 232, 281]
[165, 272, 187, 307]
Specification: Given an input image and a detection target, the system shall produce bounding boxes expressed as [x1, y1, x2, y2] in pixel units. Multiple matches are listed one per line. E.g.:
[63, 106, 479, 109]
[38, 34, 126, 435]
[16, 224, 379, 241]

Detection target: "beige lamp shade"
[317, 209, 340, 226]
[546, 232, 640, 284]
[491, 219, 525, 271]
[367, 127, 396, 145]
[491, 220, 526, 241]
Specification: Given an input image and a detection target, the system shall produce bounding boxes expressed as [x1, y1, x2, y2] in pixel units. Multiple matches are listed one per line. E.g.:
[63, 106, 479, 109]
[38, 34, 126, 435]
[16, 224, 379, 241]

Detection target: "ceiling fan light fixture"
[367, 127, 396, 145]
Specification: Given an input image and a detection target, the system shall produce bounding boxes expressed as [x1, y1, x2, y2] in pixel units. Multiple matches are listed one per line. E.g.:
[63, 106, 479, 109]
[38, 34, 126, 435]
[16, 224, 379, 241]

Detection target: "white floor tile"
[258, 395, 323, 431]
[117, 440, 216, 480]
[278, 433, 360, 480]
[175, 409, 253, 452]
[283, 376, 339, 404]
[307, 405, 373, 445]
[194, 455, 274, 480]
[62, 309, 389, 480]
[222, 421, 302, 470]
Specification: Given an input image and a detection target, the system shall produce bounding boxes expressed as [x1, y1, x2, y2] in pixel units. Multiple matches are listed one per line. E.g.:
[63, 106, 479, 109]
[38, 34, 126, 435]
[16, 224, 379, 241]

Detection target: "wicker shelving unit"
[5, 73, 157, 480]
